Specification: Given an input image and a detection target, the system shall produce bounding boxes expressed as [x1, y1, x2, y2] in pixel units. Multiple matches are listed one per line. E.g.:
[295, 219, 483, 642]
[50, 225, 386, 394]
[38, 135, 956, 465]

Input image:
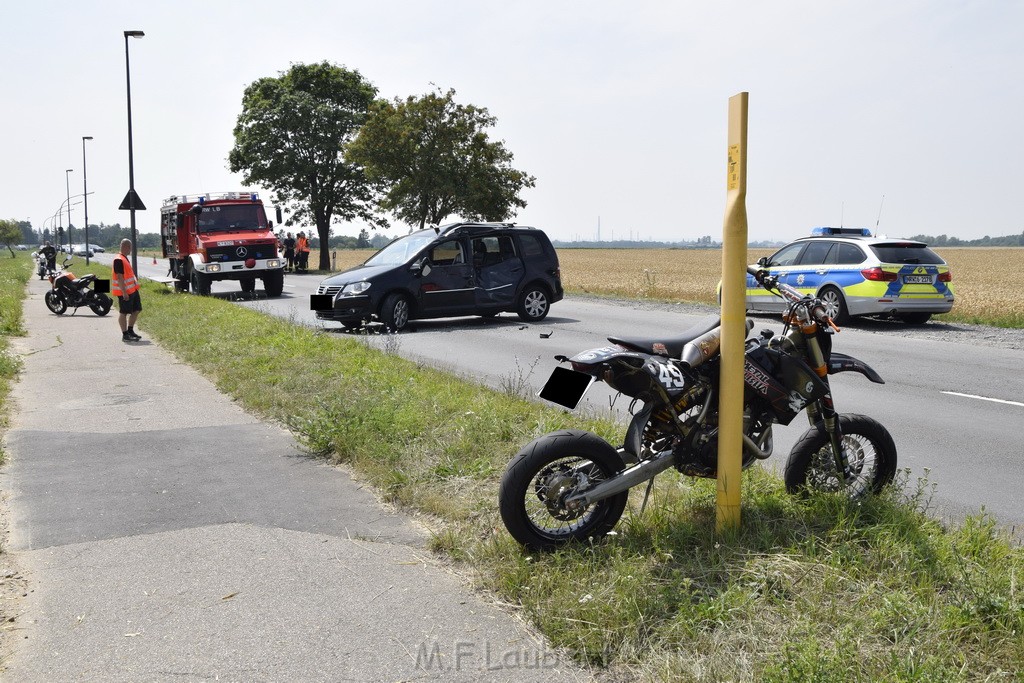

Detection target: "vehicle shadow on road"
[322, 314, 581, 336]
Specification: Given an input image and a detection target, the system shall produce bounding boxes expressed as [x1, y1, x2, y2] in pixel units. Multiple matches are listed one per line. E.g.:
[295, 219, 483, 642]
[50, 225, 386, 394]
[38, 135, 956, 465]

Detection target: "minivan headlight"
[341, 281, 370, 296]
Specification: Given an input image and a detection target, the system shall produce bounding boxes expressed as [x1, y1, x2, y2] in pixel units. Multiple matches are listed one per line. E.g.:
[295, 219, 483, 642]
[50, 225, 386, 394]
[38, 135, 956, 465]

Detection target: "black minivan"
[314, 222, 563, 331]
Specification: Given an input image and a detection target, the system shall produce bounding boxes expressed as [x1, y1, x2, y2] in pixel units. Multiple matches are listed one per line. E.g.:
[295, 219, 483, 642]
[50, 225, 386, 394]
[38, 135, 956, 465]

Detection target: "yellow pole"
[717, 92, 749, 533]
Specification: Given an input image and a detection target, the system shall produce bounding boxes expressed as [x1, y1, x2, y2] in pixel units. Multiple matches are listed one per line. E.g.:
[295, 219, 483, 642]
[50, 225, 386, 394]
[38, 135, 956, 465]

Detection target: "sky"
[3, 1, 1022, 244]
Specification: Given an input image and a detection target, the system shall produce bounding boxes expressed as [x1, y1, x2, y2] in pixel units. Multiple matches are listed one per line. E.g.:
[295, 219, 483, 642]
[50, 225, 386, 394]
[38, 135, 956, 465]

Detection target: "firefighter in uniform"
[112, 238, 143, 342]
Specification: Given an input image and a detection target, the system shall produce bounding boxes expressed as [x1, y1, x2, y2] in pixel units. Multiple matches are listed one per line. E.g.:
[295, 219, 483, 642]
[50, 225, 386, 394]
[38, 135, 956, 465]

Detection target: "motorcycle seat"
[608, 315, 721, 358]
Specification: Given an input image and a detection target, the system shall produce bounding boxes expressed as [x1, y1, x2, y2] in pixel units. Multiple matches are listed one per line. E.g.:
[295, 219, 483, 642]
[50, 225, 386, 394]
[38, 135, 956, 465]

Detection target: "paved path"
[0, 277, 588, 682]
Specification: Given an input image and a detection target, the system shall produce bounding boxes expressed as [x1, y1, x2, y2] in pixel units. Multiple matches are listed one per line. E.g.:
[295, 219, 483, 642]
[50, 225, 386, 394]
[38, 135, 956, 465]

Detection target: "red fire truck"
[160, 191, 285, 296]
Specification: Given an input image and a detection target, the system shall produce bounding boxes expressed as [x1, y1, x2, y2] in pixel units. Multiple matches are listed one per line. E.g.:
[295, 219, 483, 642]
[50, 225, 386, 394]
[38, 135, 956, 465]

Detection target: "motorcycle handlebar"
[745, 266, 836, 329]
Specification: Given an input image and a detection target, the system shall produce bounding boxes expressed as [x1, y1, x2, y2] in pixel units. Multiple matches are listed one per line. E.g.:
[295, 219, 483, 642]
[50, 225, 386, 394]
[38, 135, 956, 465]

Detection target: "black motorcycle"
[498, 266, 898, 550]
[45, 259, 113, 317]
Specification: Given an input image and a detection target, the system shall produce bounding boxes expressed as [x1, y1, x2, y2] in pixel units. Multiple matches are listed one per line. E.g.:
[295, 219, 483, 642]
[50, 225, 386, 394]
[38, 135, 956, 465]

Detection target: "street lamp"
[122, 29, 146, 274]
[82, 136, 93, 263]
[65, 168, 73, 252]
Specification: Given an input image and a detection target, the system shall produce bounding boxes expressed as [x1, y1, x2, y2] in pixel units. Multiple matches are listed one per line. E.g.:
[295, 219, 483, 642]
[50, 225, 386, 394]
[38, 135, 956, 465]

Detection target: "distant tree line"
[907, 232, 1024, 247]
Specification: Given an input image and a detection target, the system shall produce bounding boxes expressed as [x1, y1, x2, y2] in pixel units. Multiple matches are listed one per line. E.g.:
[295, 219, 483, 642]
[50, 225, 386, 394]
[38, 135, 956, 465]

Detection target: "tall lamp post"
[82, 136, 93, 264]
[65, 168, 74, 252]
[121, 29, 146, 274]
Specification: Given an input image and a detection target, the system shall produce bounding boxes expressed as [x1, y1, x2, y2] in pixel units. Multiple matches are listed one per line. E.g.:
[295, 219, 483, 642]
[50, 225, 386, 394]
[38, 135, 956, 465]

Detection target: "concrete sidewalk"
[0, 277, 590, 682]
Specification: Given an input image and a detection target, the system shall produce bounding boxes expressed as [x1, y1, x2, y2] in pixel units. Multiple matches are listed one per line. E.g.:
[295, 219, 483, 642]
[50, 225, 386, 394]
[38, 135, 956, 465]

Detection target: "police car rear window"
[869, 243, 945, 265]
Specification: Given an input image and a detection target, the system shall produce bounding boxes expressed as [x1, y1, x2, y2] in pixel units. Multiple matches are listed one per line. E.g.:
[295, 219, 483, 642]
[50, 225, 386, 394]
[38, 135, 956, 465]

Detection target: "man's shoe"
[127, 331, 142, 341]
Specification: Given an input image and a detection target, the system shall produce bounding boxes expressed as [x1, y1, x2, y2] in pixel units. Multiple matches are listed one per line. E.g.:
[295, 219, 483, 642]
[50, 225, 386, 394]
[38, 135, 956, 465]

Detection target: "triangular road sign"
[119, 189, 147, 211]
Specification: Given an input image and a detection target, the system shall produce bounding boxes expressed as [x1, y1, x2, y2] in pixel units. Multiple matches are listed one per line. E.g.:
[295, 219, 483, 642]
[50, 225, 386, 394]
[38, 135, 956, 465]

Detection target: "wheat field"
[557, 247, 1024, 326]
[311, 246, 1024, 327]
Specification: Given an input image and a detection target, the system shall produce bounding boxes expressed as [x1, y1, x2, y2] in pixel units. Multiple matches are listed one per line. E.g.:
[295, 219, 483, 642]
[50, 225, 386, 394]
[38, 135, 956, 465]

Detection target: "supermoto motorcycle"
[498, 266, 897, 550]
[44, 259, 113, 317]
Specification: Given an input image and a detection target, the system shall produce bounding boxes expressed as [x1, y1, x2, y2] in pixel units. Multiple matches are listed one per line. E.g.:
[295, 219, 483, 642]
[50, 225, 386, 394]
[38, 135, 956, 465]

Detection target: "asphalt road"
[119, 255, 1024, 536]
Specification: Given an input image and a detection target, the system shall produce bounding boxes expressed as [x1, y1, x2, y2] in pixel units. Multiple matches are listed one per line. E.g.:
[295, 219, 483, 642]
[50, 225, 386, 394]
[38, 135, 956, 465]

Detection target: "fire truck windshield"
[195, 204, 267, 233]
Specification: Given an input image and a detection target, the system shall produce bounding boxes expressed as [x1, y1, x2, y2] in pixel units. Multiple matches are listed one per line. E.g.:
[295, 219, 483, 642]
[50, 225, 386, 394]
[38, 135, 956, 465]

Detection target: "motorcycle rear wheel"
[784, 413, 897, 498]
[89, 295, 113, 317]
[45, 291, 67, 315]
[499, 430, 628, 550]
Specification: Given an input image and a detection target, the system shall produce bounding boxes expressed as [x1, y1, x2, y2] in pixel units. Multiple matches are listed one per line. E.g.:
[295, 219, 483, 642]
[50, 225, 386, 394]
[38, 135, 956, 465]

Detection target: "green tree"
[347, 88, 535, 230]
[229, 62, 381, 270]
[0, 219, 21, 257]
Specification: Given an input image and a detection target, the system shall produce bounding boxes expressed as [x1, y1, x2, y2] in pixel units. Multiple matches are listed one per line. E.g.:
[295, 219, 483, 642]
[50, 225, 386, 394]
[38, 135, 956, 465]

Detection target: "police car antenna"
[874, 195, 886, 237]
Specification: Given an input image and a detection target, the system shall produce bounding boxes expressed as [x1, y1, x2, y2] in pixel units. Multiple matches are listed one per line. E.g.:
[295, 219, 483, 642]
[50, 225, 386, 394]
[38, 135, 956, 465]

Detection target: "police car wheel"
[818, 286, 849, 325]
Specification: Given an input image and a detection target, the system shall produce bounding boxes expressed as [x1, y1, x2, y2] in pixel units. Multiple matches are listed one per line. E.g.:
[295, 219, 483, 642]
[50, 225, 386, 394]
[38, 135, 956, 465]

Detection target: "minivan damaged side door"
[417, 239, 476, 315]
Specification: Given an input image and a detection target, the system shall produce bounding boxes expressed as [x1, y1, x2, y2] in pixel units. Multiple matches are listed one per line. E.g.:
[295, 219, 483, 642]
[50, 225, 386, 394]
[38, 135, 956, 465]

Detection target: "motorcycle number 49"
[651, 359, 686, 389]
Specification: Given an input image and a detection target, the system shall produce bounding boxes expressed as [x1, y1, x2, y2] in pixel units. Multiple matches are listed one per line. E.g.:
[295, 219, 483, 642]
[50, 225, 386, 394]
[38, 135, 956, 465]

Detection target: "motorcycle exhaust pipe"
[566, 449, 676, 508]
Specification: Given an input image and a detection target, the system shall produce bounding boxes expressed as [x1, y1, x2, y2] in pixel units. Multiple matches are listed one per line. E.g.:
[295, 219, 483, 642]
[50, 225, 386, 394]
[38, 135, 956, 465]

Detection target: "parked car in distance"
[88, 243, 105, 253]
[737, 227, 954, 324]
[70, 244, 94, 257]
[315, 222, 563, 331]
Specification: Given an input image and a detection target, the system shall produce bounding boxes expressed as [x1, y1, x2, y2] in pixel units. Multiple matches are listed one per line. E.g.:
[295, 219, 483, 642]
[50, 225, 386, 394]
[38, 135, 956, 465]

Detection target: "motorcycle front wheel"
[89, 294, 112, 317]
[45, 291, 67, 315]
[784, 413, 897, 498]
[499, 430, 628, 551]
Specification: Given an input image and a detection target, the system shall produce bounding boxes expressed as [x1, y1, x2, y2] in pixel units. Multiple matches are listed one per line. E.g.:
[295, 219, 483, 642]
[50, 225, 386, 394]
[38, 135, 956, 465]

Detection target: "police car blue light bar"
[811, 226, 873, 237]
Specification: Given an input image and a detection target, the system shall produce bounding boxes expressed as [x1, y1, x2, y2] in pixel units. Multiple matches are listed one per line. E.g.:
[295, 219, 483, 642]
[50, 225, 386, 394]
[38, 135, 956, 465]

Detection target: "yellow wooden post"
[717, 92, 749, 533]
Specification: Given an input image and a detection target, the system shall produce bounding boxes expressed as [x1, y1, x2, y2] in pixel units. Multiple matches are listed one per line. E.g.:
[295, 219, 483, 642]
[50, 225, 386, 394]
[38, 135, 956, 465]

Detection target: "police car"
[744, 227, 954, 324]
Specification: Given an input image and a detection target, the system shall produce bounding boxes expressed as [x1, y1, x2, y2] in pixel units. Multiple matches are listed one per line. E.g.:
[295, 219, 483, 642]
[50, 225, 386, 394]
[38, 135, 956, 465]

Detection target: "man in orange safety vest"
[112, 238, 143, 342]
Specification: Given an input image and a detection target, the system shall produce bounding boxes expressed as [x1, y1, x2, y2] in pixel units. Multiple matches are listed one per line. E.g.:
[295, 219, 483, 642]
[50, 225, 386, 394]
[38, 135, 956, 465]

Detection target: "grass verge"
[0, 254, 31, 464]
[126, 277, 1024, 681]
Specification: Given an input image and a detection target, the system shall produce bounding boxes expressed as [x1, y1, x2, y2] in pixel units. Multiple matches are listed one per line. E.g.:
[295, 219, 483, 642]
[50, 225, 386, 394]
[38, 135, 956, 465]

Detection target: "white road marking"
[941, 391, 1024, 407]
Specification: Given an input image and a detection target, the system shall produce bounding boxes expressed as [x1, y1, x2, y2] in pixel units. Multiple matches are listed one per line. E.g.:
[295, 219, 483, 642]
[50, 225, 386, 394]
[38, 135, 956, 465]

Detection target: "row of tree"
[228, 62, 535, 270]
[907, 232, 1024, 247]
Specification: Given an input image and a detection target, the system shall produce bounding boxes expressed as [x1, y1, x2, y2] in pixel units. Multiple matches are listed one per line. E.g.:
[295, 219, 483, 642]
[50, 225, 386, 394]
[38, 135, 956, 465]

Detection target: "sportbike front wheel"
[45, 291, 67, 315]
[499, 430, 627, 550]
[784, 414, 897, 499]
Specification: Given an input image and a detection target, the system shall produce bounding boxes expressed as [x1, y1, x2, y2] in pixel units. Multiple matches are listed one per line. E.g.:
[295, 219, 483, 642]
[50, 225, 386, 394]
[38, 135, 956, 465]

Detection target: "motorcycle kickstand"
[639, 476, 656, 515]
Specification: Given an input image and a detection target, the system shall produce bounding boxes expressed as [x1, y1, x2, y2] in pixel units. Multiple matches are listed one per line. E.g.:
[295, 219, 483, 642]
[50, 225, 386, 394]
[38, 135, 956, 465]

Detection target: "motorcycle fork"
[801, 325, 851, 483]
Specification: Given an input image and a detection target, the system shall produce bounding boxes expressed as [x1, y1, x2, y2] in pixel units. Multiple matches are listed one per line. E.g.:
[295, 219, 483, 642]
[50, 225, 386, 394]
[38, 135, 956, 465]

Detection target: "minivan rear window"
[869, 243, 945, 265]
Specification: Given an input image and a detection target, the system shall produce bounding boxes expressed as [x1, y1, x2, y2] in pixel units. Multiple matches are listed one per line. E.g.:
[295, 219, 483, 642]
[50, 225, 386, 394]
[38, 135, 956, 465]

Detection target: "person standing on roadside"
[295, 232, 310, 273]
[283, 232, 296, 273]
[112, 238, 142, 342]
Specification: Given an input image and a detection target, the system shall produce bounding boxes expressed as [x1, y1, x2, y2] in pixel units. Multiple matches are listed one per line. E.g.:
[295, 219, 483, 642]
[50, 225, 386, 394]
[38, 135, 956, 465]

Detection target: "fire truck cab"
[160, 191, 285, 296]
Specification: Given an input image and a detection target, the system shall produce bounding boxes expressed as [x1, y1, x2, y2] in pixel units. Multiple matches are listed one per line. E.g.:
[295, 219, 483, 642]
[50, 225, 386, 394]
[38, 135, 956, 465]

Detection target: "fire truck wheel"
[240, 277, 256, 293]
[190, 269, 211, 296]
[263, 271, 284, 297]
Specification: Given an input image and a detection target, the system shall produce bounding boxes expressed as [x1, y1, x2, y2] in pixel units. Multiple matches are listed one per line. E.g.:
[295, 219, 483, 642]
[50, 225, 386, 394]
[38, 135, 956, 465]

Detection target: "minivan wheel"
[517, 285, 550, 322]
[380, 293, 410, 331]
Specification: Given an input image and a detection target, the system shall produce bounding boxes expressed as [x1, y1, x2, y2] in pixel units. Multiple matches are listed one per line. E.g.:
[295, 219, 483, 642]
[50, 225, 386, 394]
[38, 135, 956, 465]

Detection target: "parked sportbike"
[44, 258, 113, 317]
[499, 266, 897, 550]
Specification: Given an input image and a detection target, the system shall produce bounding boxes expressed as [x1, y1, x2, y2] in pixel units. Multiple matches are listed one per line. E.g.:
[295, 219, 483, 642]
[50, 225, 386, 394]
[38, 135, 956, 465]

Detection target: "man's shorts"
[118, 291, 143, 315]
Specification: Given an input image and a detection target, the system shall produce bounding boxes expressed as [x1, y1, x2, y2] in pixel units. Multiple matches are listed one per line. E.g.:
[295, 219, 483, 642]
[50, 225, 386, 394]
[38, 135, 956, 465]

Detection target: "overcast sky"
[3, 1, 1021, 243]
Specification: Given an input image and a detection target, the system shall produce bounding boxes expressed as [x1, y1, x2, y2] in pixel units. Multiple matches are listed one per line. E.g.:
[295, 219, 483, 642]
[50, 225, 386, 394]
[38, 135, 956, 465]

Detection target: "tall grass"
[0, 252, 32, 462]
[130, 279, 1023, 681]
